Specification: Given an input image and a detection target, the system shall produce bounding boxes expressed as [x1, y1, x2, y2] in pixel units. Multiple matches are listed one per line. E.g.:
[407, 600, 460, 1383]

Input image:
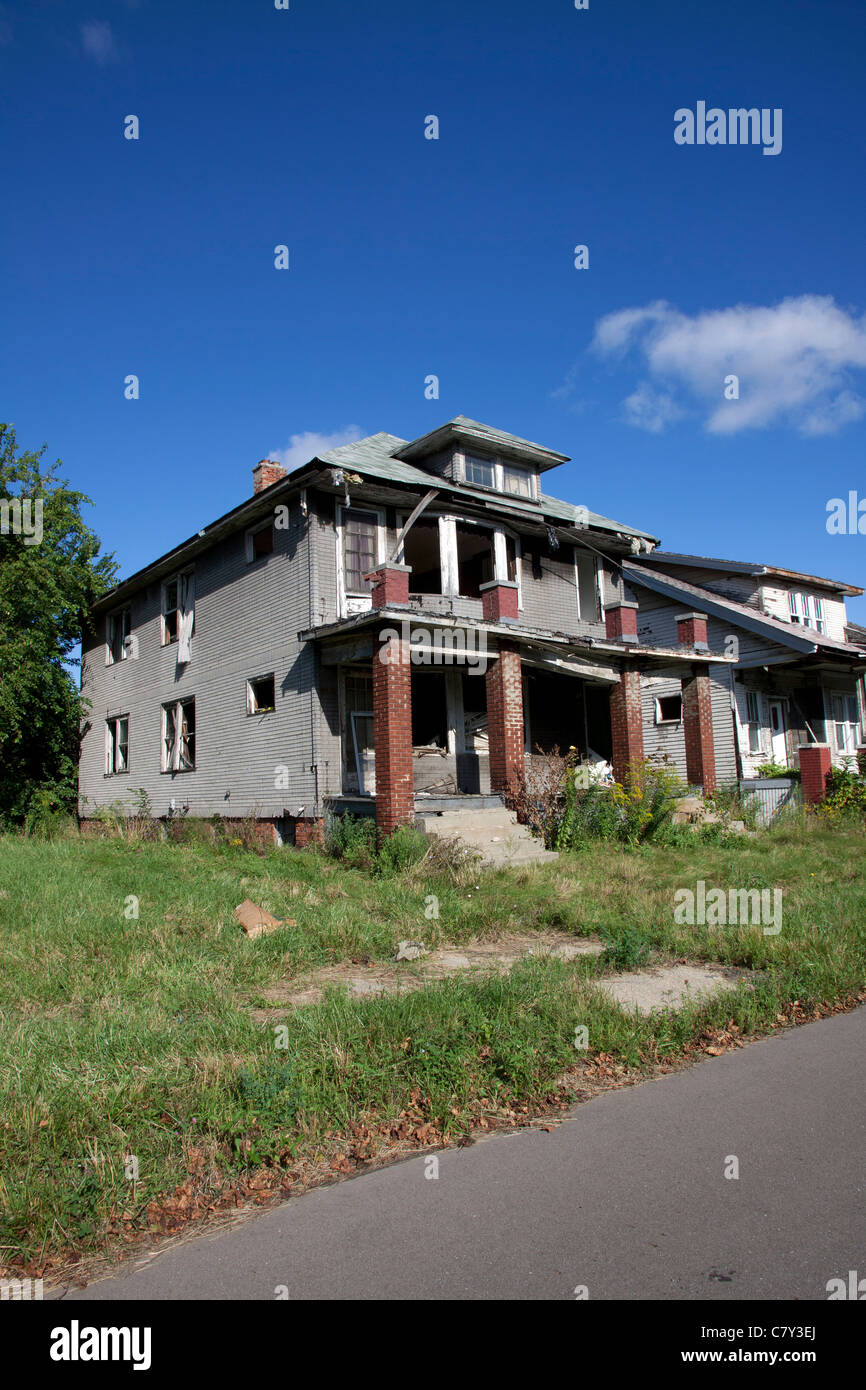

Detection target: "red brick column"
[480, 580, 519, 623]
[373, 633, 414, 837]
[676, 611, 709, 652]
[605, 601, 639, 643]
[681, 666, 716, 794]
[798, 743, 832, 803]
[364, 563, 411, 609]
[609, 667, 644, 785]
[486, 644, 524, 797]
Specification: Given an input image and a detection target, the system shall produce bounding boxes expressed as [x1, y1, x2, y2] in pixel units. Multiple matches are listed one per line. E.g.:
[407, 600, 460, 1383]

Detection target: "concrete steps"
[416, 806, 558, 868]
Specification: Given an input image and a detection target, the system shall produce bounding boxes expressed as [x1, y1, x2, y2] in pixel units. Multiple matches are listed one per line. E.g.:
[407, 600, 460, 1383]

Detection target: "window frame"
[105, 714, 130, 775]
[654, 693, 683, 725]
[161, 697, 196, 773]
[336, 504, 386, 614]
[106, 607, 132, 665]
[246, 520, 275, 564]
[459, 452, 539, 502]
[745, 690, 763, 754]
[246, 673, 276, 715]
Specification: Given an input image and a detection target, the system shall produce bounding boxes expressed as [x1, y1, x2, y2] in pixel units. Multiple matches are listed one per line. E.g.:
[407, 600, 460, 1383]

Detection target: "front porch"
[300, 574, 736, 837]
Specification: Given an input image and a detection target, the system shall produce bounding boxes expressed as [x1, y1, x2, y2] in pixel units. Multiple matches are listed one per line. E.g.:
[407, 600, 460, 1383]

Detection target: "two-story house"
[80, 417, 739, 841]
[623, 552, 866, 778]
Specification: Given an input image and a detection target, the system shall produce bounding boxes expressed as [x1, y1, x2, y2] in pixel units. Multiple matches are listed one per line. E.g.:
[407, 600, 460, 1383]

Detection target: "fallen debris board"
[234, 899, 294, 939]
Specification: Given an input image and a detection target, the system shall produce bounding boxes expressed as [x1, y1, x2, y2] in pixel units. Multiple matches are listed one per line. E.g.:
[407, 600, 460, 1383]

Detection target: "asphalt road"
[60, 1006, 866, 1301]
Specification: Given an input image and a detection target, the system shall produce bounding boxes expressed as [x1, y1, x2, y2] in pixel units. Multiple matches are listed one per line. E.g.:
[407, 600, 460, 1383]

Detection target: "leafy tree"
[0, 425, 117, 822]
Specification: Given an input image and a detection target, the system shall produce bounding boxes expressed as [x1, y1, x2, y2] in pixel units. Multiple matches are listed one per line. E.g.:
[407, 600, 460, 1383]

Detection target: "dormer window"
[462, 453, 537, 500]
[465, 454, 496, 489]
[789, 590, 826, 634]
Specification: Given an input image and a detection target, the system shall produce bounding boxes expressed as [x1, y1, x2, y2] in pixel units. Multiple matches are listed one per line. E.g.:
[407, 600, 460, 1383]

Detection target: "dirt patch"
[249, 931, 603, 1016]
[595, 962, 752, 1016]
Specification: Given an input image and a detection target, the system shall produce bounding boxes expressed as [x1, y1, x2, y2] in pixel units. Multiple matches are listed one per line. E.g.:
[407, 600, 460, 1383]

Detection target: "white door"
[768, 701, 787, 765]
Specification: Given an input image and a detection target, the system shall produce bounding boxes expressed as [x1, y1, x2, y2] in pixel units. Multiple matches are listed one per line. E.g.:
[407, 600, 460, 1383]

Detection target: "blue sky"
[2, 0, 866, 617]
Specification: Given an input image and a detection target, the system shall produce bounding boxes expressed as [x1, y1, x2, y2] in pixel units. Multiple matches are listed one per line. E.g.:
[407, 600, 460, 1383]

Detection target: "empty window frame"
[574, 549, 600, 622]
[655, 693, 682, 724]
[106, 607, 132, 664]
[341, 508, 380, 594]
[829, 693, 861, 753]
[456, 522, 495, 598]
[246, 521, 275, 562]
[162, 698, 196, 772]
[105, 715, 129, 774]
[247, 673, 276, 714]
[745, 690, 762, 754]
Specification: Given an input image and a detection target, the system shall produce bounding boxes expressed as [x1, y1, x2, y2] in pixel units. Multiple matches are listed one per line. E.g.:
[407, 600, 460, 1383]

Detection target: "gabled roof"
[317, 429, 656, 540]
[635, 549, 862, 597]
[623, 560, 866, 660]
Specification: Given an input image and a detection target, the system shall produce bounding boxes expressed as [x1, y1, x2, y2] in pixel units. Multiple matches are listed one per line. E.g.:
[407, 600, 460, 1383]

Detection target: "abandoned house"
[79, 417, 866, 840]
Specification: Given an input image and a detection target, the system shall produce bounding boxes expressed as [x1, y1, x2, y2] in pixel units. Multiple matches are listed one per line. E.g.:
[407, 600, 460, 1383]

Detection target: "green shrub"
[555, 756, 684, 850]
[817, 766, 866, 822]
[323, 812, 377, 869]
[375, 823, 428, 876]
[599, 924, 652, 970]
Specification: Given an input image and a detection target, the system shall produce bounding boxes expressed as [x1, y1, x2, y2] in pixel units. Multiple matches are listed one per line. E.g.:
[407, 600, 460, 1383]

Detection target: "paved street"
[61, 1007, 866, 1301]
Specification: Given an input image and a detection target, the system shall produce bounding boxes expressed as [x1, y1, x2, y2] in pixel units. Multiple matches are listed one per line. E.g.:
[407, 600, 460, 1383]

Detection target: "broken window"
[575, 549, 599, 621]
[162, 698, 196, 772]
[105, 716, 129, 774]
[342, 509, 379, 593]
[456, 522, 495, 598]
[247, 674, 276, 714]
[655, 694, 682, 724]
[106, 607, 131, 664]
[162, 572, 195, 662]
[745, 691, 762, 754]
[343, 672, 374, 794]
[247, 522, 274, 562]
[401, 517, 442, 594]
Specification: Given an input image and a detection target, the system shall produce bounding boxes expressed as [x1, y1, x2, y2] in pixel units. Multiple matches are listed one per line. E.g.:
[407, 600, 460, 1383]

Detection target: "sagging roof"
[635, 549, 862, 597]
[623, 560, 866, 661]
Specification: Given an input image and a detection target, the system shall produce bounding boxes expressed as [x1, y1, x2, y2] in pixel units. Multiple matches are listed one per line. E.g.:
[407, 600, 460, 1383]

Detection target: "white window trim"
[654, 694, 682, 725]
[397, 511, 522, 608]
[826, 689, 861, 754]
[105, 607, 131, 665]
[105, 715, 129, 775]
[161, 569, 195, 656]
[161, 698, 196, 773]
[455, 450, 539, 503]
[336, 504, 386, 618]
[574, 547, 601, 623]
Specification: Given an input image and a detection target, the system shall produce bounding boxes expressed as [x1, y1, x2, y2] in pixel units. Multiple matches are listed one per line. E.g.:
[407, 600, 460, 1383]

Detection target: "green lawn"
[0, 821, 864, 1277]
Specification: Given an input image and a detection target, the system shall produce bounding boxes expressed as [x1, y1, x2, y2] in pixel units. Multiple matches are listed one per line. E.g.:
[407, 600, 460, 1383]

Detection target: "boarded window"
[162, 698, 196, 772]
[655, 694, 682, 723]
[247, 674, 276, 714]
[106, 716, 129, 774]
[342, 510, 378, 593]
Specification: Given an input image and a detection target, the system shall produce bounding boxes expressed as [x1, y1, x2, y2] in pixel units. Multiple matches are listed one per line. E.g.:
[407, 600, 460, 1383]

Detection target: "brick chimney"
[252, 459, 287, 494]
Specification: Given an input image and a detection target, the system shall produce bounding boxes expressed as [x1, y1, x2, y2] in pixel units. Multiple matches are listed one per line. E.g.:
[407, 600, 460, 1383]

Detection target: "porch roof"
[298, 606, 737, 680]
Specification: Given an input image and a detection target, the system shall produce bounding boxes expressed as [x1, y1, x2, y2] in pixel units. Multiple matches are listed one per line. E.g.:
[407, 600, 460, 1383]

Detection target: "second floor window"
[789, 591, 826, 634]
[162, 572, 195, 662]
[106, 608, 131, 664]
[342, 509, 379, 593]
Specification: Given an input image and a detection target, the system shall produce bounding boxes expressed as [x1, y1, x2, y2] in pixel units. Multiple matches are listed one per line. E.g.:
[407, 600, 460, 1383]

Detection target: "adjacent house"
[79, 417, 865, 840]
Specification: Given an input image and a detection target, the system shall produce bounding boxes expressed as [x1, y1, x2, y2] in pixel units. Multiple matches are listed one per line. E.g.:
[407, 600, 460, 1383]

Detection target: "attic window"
[655, 694, 682, 724]
[465, 454, 496, 489]
[247, 674, 276, 714]
[463, 453, 536, 500]
[502, 463, 533, 499]
[247, 522, 275, 562]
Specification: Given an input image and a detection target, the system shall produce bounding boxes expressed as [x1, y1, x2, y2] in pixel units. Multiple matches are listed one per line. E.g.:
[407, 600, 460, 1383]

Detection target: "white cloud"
[266, 426, 366, 471]
[590, 295, 866, 435]
[80, 21, 119, 65]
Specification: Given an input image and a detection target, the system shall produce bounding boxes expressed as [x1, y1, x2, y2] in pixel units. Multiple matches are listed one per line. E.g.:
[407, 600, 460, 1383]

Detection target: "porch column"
[486, 643, 524, 798]
[372, 629, 414, 838]
[364, 562, 411, 609]
[798, 743, 832, 803]
[609, 666, 644, 785]
[681, 666, 716, 794]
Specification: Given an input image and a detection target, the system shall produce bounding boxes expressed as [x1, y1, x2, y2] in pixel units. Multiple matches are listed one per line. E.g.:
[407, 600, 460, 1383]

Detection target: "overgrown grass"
[0, 820, 864, 1272]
